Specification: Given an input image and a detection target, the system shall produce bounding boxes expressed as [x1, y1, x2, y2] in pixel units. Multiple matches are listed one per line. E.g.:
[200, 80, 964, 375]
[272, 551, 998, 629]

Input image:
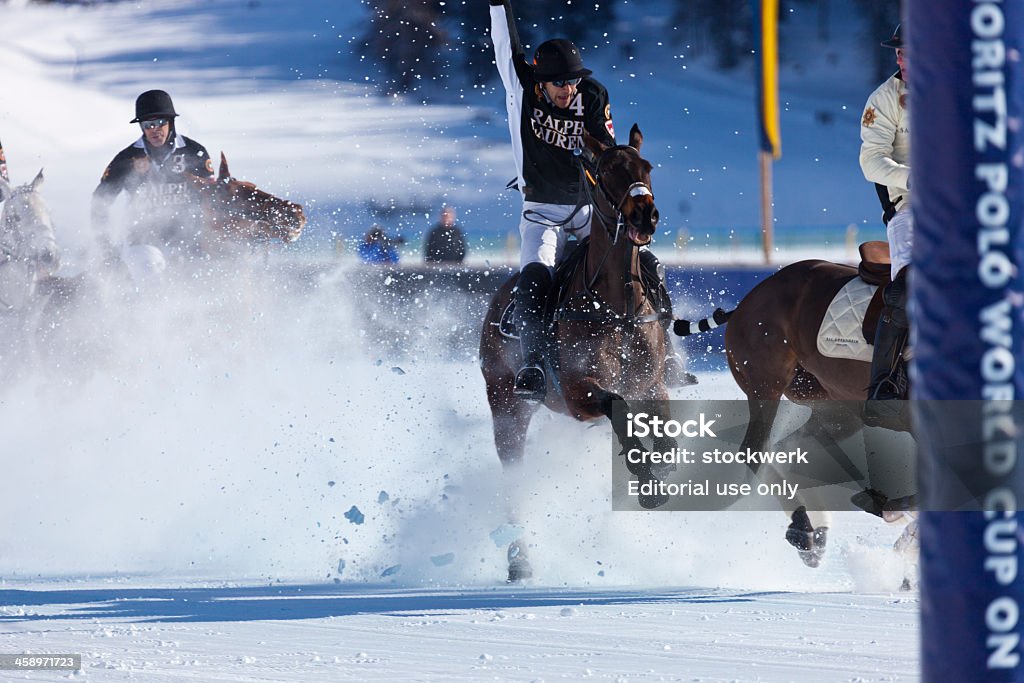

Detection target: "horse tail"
[672, 307, 733, 337]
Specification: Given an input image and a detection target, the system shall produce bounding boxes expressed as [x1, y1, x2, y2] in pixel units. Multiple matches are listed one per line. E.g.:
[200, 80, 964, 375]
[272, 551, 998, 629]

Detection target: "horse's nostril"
[651, 208, 660, 226]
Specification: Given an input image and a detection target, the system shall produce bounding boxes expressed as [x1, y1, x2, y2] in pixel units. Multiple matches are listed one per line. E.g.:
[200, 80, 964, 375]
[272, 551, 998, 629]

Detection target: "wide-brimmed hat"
[130, 89, 179, 123]
[532, 39, 592, 82]
[881, 24, 902, 49]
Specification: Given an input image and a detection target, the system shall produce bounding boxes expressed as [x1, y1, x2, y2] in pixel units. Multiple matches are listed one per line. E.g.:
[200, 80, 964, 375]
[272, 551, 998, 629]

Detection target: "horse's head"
[0, 169, 60, 275]
[583, 124, 659, 246]
[189, 153, 306, 245]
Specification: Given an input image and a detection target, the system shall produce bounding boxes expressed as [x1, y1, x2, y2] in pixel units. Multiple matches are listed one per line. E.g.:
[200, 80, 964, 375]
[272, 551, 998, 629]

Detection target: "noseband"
[587, 145, 654, 241]
[593, 145, 654, 214]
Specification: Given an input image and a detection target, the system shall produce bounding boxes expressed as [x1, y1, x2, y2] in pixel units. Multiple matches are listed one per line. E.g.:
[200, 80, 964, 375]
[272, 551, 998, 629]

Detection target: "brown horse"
[713, 246, 912, 566]
[188, 152, 306, 256]
[479, 124, 677, 582]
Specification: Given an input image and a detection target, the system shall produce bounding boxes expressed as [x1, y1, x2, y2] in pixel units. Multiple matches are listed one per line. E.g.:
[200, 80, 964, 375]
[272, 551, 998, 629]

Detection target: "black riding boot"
[514, 262, 552, 401]
[865, 271, 908, 425]
[639, 249, 698, 387]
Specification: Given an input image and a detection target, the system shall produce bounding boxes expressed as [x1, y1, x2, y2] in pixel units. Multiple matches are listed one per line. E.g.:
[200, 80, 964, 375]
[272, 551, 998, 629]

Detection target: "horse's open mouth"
[627, 226, 652, 246]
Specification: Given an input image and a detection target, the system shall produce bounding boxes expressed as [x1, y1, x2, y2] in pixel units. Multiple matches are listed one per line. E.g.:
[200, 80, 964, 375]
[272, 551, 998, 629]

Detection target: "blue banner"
[911, 0, 1024, 679]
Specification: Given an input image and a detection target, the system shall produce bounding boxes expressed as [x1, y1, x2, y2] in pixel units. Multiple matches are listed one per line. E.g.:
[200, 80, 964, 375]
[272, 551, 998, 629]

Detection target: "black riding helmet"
[130, 89, 179, 123]
[881, 24, 902, 49]
[532, 39, 592, 83]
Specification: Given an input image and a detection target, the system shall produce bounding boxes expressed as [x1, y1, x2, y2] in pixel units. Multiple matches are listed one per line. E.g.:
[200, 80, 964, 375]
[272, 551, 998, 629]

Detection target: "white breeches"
[121, 244, 167, 285]
[518, 201, 592, 268]
[887, 206, 913, 278]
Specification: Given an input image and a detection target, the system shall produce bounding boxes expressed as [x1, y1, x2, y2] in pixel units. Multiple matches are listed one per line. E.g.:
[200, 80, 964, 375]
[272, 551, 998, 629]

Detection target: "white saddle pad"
[817, 278, 877, 362]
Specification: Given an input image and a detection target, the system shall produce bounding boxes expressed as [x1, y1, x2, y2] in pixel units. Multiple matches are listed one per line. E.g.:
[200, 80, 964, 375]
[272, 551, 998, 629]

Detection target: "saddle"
[858, 240, 891, 342]
[498, 238, 590, 339]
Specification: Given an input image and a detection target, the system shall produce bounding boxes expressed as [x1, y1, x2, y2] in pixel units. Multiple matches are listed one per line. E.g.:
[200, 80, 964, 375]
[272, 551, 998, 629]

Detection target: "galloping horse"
[480, 125, 676, 581]
[35, 156, 305, 373]
[0, 170, 60, 374]
[188, 152, 306, 256]
[715, 246, 913, 566]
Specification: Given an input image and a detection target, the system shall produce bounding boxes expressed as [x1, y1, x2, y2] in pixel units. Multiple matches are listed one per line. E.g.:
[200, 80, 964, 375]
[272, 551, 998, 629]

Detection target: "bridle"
[551, 144, 663, 327]
[521, 144, 655, 242]
[587, 144, 655, 241]
[199, 175, 301, 243]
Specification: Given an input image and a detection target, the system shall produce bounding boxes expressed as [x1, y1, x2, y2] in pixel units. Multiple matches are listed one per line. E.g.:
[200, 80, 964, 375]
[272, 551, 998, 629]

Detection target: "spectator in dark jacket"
[424, 206, 466, 264]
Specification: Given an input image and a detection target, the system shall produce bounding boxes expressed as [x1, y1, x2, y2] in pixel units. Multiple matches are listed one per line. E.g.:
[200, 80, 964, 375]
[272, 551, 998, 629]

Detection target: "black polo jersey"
[94, 134, 214, 208]
[93, 133, 215, 252]
[517, 76, 615, 204]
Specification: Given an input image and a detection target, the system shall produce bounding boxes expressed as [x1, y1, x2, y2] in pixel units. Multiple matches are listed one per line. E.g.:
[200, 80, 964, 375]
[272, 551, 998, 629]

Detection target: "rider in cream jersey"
[860, 25, 911, 421]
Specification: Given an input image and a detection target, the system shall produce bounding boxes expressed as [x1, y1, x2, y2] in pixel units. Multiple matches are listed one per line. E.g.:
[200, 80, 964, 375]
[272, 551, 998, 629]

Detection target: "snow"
[0, 1, 918, 680]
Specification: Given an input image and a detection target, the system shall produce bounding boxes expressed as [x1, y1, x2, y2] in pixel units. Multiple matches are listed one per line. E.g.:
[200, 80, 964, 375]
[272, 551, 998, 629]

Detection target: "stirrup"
[867, 373, 902, 401]
[513, 365, 546, 401]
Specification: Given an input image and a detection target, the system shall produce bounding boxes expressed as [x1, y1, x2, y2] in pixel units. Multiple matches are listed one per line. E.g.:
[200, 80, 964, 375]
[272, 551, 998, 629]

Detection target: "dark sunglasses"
[140, 119, 169, 130]
[550, 77, 582, 88]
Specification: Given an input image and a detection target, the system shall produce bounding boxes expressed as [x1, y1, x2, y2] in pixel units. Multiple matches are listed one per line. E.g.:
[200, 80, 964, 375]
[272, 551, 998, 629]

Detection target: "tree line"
[359, 0, 901, 96]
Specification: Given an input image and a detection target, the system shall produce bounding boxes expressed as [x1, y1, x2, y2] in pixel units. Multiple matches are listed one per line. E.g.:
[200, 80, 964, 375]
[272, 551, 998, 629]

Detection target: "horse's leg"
[729, 336, 833, 564]
[579, 387, 670, 510]
[638, 380, 680, 481]
[779, 375, 868, 567]
[726, 332, 796, 457]
[777, 401, 855, 567]
[485, 371, 540, 582]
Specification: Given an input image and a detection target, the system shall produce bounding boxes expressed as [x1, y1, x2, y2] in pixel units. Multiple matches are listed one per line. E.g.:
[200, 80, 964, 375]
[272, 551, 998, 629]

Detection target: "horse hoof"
[507, 559, 533, 583]
[786, 526, 828, 568]
[506, 540, 533, 583]
[786, 507, 828, 567]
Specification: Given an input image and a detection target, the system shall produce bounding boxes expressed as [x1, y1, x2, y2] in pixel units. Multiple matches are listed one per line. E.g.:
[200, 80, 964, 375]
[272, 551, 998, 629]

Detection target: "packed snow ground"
[0, 1, 918, 680]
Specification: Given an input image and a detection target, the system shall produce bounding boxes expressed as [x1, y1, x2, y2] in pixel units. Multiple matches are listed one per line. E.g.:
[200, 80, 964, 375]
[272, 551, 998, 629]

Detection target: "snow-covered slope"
[0, 1, 918, 680]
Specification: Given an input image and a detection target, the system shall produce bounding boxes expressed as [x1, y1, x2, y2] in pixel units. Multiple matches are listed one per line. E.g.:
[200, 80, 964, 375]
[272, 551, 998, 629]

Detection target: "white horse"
[0, 170, 60, 373]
